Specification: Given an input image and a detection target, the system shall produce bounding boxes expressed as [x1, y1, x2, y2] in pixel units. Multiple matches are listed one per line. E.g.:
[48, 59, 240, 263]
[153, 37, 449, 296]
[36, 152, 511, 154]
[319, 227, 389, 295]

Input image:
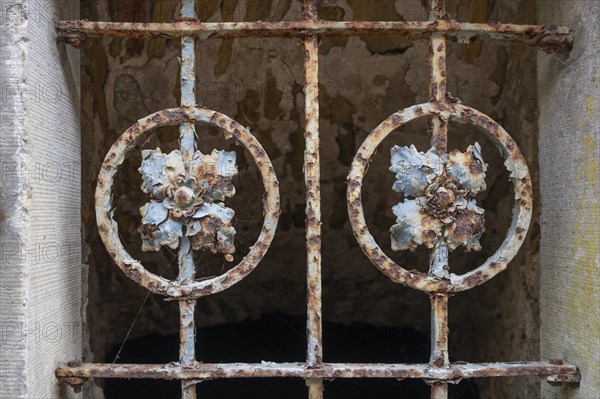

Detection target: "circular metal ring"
[347, 102, 533, 293]
[96, 106, 280, 298]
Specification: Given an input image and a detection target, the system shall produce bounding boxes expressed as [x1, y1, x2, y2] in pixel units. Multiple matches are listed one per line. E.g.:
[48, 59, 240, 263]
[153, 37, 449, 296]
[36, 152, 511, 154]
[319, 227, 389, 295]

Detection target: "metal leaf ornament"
[137, 148, 238, 261]
[390, 143, 488, 252]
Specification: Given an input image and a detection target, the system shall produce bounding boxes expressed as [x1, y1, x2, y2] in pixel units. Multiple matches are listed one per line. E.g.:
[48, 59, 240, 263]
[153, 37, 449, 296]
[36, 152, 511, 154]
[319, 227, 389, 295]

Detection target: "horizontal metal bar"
[56, 20, 572, 52]
[56, 361, 578, 382]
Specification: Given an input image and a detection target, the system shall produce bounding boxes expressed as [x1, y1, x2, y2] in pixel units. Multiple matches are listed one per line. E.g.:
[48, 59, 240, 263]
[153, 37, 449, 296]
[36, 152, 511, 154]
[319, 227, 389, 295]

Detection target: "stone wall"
[538, 1, 600, 398]
[0, 1, 81, 398]
[81, 1, 542, 397]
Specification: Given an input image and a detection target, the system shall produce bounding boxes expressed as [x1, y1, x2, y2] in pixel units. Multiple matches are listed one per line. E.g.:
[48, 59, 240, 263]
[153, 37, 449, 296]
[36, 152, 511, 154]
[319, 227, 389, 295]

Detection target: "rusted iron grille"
[55, 1, 578, 398]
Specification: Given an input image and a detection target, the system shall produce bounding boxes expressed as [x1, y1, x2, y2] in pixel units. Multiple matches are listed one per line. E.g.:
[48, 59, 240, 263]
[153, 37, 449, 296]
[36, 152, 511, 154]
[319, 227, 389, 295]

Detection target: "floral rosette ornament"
[137, 147, 238, 261]
[389, 143, 488, 256]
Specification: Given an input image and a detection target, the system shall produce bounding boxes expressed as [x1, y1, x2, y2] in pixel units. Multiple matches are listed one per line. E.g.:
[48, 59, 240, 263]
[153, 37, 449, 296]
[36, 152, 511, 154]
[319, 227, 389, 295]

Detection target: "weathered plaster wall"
[0, 1, 81, 398]
[538, 1, 600, 398]
[81, 1, 541, 397]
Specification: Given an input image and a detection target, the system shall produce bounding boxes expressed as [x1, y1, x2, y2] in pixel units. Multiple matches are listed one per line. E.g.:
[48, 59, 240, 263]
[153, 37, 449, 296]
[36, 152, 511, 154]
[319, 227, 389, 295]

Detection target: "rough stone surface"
[81, 1, 542, 397]
[538, 1, 600, 398]
[0, 1, 81, 398]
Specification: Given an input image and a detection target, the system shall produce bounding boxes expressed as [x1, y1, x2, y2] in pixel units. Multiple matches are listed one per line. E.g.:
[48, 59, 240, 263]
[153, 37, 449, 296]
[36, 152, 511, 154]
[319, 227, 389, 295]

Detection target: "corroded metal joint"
[547, 372, 581, 386]
[58, 377, 87, 393]
[56, 29, 86, 49]
[298, 31, 319, 43]
[57, 361, 87, 393]
[537, 34, 574, 53]
[546, 359, 581, 386]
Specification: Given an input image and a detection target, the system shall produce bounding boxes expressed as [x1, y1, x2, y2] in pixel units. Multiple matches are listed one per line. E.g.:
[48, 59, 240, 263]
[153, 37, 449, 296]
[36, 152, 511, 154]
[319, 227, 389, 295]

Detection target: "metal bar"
[55, 361, 580, 381]
[428, 30, 448, 154]
[56, 20, 572, 52]
[429, 0, 446, 20]
[430, 383, 448, 399]
[178, 1, 197, 160]
[428, 3, 449, 398]
[303, 1, 323, 399]
[429, 295, 449, 367]
[178, 298, 197, 397]
[429, 33, 447, 103]
[428, 248, 449, 398]
[429, 293, 449, 398]
[178, 1, 198, 398]
[428, 0, 448, 155]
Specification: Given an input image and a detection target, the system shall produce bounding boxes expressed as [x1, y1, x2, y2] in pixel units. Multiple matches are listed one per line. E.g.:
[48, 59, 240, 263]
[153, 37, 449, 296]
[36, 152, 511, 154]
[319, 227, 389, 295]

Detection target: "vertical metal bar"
[429, 32, 447, 102]
[428, 0, 447, 155]
[429, 293, 449, 398]
[178, 297, 197, 399]
[429, 241, 449, 279]
[179, 0, 198, 161]
[308, 381, 324, 399]
[428, 2, 449, 399]
[430, 382, 449, 399]
[429, 31, 448, 155]
[428, 0, 446, 20]
[303, 1, 323, 399]
[178, 1, 198, 399]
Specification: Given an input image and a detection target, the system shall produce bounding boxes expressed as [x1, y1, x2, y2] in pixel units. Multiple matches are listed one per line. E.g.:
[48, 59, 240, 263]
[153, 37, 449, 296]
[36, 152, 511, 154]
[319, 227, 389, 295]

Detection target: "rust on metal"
[429, 291, 449, 398]
[429, 0, 446, 20]
[177, 1, 199, 394]
[56, 361, 580, 382]
[95, 107, 280, 299]
[56, 0, 579, 397]
[547, 371, 581, 386]
[427, 4, 450, 397]
[389, 144, 487, 256]
[428, 30, 448, 154]
[430, 293, 449, 367]
[347, 102, 532, 293]
[302, 1, 324, 398]
[56, 20, 572, 52]
[137, 148, 238, 256]
[178, 298, 197, 398]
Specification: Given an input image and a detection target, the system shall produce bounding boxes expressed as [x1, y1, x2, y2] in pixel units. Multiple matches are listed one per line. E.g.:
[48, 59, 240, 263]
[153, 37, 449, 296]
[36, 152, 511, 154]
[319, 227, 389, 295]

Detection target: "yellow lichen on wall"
[545, 90, 600, 398]
[538, 2, 600, 394]
[569, 94, 600, 361]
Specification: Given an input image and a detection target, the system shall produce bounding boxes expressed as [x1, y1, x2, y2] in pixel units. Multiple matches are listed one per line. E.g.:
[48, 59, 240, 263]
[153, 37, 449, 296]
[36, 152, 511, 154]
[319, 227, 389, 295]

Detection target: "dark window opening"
[105, 315, 479, 399]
